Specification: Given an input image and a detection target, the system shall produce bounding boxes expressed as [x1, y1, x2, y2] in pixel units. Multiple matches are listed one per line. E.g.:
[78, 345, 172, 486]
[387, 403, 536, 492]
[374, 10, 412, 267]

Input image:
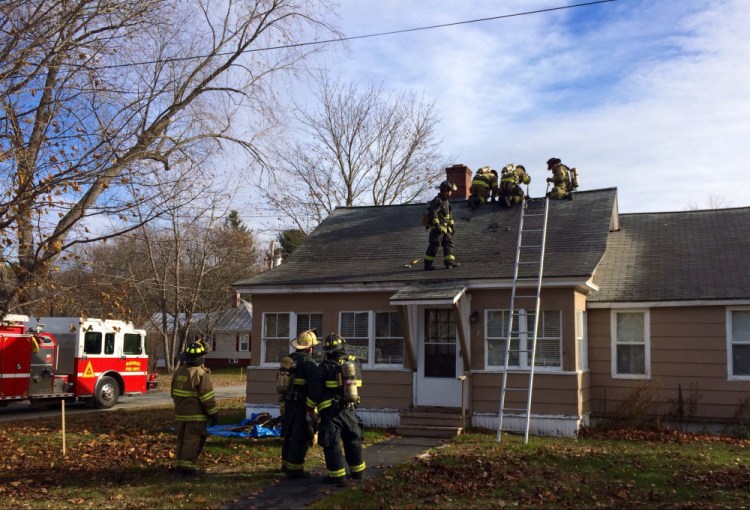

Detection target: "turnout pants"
[424, 229, 455, 267]
[318, 407, 366, 481]
[281, 399, 312, 473]
[175, 421, 207, 472]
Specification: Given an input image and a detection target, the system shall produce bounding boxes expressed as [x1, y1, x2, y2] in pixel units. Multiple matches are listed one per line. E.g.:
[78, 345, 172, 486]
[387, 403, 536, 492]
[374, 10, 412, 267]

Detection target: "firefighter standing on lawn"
[308, 333, 365, 487]
[280, 329, 320, 480]
[171, 339, 219, 477]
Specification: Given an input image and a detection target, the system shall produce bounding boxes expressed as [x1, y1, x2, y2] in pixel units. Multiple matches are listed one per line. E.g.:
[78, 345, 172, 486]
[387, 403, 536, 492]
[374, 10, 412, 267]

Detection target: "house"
[143, 298, 252, 369]
[233, 164, 750, 436]
[195, 298, 253, 368]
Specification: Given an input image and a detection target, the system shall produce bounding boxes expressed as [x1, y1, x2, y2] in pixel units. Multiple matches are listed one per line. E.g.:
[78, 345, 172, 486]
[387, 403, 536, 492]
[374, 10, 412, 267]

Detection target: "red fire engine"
[0, 315, 157, 409]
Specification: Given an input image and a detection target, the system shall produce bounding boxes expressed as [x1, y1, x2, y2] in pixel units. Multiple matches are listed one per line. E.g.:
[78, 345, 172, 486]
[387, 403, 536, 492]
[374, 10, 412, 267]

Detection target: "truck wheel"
[94, 376, 119, 409]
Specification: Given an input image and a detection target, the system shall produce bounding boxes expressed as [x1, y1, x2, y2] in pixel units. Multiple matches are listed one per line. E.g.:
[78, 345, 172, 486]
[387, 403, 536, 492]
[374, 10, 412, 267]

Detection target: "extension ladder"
[496, 196, 550, 444]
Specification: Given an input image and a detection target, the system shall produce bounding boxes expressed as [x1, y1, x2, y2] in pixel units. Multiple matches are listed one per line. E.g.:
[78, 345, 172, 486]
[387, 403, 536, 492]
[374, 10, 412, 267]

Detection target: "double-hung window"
[576, 310, 588, 371]
[727, 309, 750, 379]
[611, 310, 650, 378]
[261, 312, 324, 365]
[486, 309, 561, 369]
[340, 311, 403, 367]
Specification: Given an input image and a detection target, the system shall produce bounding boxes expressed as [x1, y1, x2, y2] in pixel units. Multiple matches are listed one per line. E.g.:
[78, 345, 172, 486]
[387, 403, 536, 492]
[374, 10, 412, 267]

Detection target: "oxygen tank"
[339, 359, 360, 405]
[276, 356, 295, 396]
[570, 167, 580, 190]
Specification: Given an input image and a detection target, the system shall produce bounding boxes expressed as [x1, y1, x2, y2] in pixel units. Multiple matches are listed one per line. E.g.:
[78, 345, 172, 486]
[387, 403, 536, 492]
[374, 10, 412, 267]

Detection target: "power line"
[92, 1, 615, 70]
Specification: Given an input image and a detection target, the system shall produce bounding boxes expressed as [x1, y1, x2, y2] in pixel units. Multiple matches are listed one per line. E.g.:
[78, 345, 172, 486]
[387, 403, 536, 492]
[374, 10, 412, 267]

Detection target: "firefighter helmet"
[439, 180, 457, 192]
[546, 157, 561, 167]
[180, 339, 207, 365]
[291, 328, 319, 350]
[323, 333, 346, 352]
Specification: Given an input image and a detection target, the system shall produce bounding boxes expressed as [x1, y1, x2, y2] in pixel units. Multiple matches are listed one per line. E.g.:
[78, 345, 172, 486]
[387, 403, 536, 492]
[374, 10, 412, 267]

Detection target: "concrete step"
[400, 412, 464, 428]
[394, 424, 463, 439]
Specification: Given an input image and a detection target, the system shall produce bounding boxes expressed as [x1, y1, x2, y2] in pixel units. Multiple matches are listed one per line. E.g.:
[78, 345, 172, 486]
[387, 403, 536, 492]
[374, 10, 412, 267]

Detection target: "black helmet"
[180, 339, 207, 365]
[439, 180, 456, 192]
[323, 333, 346, 352]
[546, 157, 561, 167]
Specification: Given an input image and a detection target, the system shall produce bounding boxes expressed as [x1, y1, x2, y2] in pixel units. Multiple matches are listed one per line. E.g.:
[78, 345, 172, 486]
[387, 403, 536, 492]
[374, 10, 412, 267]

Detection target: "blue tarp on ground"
[206, 413, 281, 438]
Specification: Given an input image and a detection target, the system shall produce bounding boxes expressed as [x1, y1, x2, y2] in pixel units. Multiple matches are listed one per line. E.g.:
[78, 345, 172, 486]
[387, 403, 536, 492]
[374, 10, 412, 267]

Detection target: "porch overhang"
[389, 283, 471, 372]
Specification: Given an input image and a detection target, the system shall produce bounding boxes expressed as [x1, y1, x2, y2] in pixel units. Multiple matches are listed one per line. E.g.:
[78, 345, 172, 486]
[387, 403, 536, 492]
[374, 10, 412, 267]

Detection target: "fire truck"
[0, 315, 157, 409]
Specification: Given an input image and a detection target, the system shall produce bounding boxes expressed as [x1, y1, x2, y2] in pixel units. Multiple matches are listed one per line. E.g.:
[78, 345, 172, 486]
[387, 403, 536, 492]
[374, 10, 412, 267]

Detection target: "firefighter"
[498, 163, 531, 207]
[307, 333, 365, 487]
[424, 180, 458, 271]
[467, 166, 498, 210]
[280, 329, 320, 479]
[546, 157, 573, 200]
[170, 339, 218, 477]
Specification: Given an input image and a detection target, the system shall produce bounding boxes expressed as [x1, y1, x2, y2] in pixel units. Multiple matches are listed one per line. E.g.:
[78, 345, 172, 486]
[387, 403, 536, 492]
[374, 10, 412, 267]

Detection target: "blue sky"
[288, 0, 750, 214]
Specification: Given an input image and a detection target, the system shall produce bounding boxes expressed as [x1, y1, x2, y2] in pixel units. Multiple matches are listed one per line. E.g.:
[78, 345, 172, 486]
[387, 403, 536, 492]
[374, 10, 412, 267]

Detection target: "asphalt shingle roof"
[590, 207, 750, 303]
[235, 188, 618, 289]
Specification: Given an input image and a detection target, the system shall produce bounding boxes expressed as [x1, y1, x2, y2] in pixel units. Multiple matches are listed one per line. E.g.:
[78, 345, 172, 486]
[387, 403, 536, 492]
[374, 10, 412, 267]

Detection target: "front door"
[415, 308, 461, 407]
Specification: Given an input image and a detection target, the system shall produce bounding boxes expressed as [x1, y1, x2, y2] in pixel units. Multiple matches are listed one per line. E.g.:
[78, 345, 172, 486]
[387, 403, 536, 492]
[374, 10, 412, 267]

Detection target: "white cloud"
[308, 0, 750, 212]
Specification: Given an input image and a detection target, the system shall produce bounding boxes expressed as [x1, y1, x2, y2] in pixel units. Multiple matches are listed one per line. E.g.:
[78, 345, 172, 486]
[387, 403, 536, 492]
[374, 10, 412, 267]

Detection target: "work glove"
[447, 225, 454, 235]
[546, 177, 552, 183]
[439, 225, 448, 235]
[208, 413, 219, 427]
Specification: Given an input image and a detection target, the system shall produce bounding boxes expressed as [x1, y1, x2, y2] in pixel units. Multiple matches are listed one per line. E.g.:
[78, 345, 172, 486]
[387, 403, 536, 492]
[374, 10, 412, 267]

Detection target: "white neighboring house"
[195, 299, 253, 368]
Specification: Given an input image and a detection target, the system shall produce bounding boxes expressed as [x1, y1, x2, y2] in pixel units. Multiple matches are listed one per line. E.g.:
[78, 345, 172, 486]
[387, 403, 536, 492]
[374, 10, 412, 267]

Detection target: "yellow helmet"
[180, 339, 207, 365]
[291, 329, 319, 350]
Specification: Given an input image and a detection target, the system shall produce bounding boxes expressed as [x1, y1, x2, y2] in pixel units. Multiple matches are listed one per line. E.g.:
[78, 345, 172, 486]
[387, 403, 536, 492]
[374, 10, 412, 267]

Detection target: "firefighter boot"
[423, 261, 436, 271]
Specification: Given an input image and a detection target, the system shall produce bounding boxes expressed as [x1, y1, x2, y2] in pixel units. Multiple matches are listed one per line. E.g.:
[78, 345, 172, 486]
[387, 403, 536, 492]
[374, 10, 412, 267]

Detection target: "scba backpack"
[567, 167, 580, 191]
[337, 355, 361, 406]
[420, 207, 430, 229]
[276, 356, 296, 399]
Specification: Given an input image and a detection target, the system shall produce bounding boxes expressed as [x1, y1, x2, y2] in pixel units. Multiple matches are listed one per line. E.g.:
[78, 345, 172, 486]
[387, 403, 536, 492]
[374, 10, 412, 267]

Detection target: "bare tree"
[686, 193, 731, 211]
[262, 75, 445, 233]
[0, 0, 337, 316]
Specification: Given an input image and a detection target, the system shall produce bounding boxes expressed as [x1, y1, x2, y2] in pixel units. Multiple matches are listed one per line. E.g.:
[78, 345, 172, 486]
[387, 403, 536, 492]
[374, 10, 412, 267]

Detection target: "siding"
[588, 306, 750, 424]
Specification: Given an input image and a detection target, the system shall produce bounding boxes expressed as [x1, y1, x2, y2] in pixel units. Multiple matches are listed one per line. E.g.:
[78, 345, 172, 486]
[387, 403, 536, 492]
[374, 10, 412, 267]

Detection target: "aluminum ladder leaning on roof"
[496, 195, 550, 444]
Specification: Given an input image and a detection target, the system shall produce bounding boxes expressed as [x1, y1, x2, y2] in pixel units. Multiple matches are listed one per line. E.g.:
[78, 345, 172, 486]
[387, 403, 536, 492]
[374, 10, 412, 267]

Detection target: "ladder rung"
[523, 213, 545, 217]
[522, 229, 544, 233]
[501, 407, 528, 413]
[520, 245, 543, 249]
[514, 294, 538, 299]
[517, 261, 540, 265]
[503, 387, 530, 392]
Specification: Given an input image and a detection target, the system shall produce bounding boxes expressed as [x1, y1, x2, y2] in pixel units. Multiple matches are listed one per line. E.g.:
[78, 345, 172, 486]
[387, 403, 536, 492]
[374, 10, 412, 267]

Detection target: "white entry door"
[415, 308, 461, 407]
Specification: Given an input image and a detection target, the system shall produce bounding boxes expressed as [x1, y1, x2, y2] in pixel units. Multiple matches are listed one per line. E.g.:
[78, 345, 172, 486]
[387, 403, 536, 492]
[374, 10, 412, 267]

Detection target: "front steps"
[395, 406, 465, 438]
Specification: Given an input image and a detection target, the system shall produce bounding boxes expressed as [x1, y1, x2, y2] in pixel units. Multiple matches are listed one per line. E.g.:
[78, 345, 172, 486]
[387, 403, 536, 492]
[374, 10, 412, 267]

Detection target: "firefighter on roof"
[170, 339, 218, 477]
[467, 166, 498, 210]
[279, 329, 320, 479]
[546, 157, 576, 200]
[308, 333, 365, 487]
[423, 180, 458, 271]
[498, 163, 531, 207]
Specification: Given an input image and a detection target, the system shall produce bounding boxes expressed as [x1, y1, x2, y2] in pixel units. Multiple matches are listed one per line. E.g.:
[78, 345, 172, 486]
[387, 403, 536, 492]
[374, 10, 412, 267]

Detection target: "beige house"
[234, 165, 750, 436]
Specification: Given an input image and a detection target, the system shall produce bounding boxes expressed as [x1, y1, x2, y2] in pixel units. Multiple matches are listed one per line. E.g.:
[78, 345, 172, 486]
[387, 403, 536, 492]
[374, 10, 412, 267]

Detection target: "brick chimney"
[445, 164, 472, 199]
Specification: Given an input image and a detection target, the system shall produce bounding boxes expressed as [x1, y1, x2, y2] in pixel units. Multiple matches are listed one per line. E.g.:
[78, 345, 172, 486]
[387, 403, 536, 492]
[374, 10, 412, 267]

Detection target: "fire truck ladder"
[496, 196, 550, 444]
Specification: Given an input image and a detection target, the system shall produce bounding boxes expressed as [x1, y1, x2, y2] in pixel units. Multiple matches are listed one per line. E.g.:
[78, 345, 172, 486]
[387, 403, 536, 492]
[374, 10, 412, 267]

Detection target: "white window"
[375, 311, 403, 366]
[727, 309, 750, 379]
[340, 311, 370, 364]
[611, 310, 650, 379]
[261, 312, 323, 365]
[339, 311, 404, 368]
[296, 313, 323, 336]
[239, 334, 250, 352]
[262, 312, 290, 365]
[486, 309, 561, 370]
[576, 310, 588, 371]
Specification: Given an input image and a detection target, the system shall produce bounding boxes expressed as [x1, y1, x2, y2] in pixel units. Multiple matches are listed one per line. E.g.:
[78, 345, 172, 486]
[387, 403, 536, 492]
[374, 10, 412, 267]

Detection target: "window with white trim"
[239, 334, 250, 352]
[486, 309, 561, 369]
[728, 309, 750, 378]
[576, 310, 588, 371]
[340, 311, 370, 364]
[261, 312, 323, 365]
[611, 310, 650, 378]
[339, 311, 404, 367]
[262, 312, 290, 364]
[375, 311, 403, 366]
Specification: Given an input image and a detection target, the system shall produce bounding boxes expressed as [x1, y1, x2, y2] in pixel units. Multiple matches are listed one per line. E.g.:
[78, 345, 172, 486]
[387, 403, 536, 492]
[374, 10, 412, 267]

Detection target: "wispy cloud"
[309, 0, 750, 213]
